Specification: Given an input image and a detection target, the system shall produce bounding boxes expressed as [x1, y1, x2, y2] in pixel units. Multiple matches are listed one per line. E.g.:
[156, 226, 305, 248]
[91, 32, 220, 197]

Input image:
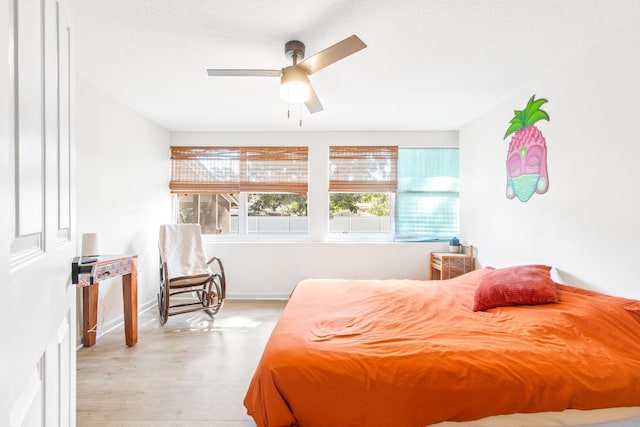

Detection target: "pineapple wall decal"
[504, 95, 550, 202]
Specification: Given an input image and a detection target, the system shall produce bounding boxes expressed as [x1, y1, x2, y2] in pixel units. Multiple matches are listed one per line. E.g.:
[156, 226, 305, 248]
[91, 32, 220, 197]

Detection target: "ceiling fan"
[206, 34, 367, 114]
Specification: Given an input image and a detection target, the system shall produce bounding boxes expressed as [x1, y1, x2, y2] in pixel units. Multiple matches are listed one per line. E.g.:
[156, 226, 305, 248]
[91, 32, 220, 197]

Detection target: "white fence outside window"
[228, 216, 391, 234]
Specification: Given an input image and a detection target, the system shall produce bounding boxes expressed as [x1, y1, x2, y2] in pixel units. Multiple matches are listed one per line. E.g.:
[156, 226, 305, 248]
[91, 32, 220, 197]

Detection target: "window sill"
[201, 234, 310, 243]
[328, 233, 394, 243]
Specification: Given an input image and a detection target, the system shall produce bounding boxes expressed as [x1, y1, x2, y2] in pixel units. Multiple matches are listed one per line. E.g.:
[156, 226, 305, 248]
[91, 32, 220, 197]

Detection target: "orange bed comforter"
[244, 269, 640, 427]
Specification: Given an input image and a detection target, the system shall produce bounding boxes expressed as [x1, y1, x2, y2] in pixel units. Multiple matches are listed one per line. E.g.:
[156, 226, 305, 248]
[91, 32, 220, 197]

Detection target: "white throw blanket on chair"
[159, 224, 211, 280]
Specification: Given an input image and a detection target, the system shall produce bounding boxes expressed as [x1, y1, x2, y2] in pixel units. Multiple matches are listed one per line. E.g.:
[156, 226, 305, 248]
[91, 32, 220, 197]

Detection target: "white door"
[0, 0, 76, 425]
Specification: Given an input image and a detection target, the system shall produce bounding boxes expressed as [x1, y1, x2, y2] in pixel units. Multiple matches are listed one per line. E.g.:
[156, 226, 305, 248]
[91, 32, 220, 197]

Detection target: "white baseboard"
[76, 294, 287, 350]
[225, 292, 290, 300]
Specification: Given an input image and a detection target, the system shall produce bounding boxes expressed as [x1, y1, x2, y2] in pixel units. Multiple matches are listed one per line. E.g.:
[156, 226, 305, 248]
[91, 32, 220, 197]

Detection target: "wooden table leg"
[122, 262, 138, 346]
[82, 283, 99, 347]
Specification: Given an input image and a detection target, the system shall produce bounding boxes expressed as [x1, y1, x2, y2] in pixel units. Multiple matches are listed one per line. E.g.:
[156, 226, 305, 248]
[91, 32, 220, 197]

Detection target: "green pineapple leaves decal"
[504, 95, 550, 202]
[504, 95, 550, 140]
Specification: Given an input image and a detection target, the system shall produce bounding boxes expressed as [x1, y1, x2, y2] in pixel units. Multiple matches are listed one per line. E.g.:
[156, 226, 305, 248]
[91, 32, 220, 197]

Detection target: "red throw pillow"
[473, 265, 558, 311]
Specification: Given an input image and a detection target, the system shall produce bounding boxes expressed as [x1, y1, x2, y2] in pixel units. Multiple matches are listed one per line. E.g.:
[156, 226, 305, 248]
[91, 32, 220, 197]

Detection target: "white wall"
[211, 242, 448, 298]
[460, 14, 640, 298]
[172, 131, 458, 298]
[76, 77, 171, 339]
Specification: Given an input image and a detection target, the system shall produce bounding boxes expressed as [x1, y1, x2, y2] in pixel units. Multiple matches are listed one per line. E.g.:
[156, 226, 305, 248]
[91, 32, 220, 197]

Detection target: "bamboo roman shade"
[240, 146, 308, 193]
[328, 146, 398, 192]
[170, 146, 308, 194]
[170, 146, 240, 193]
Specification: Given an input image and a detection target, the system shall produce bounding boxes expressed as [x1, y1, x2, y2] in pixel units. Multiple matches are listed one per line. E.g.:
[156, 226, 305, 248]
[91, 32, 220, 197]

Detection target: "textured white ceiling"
[73, 0, 640, 132]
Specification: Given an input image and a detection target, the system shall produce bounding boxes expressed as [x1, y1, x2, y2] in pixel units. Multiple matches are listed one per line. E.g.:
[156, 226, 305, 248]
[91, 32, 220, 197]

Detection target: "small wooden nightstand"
[430, 245, 474, 280]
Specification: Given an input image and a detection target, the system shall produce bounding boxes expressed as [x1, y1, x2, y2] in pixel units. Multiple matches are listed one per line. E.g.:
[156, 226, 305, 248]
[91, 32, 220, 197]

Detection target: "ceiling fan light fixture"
[207, 35, 366, 114]
[280, 66, 310, 103]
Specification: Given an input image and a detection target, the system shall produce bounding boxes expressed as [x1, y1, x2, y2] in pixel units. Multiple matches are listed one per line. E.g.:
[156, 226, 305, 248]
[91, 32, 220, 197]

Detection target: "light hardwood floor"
[77, 299, 287, 426]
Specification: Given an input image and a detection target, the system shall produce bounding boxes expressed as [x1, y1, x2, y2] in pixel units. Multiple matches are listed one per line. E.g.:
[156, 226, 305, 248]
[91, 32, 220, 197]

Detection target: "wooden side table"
[72, 255, 138, 347]
[430, 245, 474, 280]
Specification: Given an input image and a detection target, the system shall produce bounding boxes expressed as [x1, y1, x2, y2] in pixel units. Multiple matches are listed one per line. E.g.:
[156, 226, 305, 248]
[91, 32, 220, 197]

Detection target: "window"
[169, 145, 458, 240]
[395, 147, 459, 241]
[170, 146, 308, 235]
[328, 146, 397, 235]
[176, 193, 239, 234]
[329, 192, 391, 234]
[247, 193, 307, 234]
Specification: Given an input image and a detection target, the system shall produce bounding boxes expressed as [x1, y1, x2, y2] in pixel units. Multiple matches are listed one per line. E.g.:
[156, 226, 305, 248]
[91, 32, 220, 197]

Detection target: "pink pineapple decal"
[504, 95, 550, 202]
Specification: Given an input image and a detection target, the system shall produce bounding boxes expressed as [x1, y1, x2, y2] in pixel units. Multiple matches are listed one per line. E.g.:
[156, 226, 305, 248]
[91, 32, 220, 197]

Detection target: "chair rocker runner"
[158, 224, 226, 325]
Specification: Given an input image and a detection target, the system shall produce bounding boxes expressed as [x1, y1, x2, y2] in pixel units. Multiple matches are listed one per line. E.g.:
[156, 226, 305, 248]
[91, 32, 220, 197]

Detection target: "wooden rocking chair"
[158, 224, 226, 325]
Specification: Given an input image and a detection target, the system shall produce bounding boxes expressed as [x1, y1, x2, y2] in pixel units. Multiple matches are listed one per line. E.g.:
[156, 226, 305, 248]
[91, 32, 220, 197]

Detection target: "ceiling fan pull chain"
[299, 103, 303, 127]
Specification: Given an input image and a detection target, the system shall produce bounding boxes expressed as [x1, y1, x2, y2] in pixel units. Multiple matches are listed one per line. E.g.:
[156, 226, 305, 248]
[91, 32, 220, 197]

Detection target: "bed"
[244, 267, 640, 427]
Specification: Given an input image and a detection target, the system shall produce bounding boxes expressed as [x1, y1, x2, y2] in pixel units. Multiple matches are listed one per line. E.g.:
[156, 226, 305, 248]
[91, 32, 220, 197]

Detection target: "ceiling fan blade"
[298, 35, 366, 75]
[206, 69, 281, 77]
[305, 83, 323, 114]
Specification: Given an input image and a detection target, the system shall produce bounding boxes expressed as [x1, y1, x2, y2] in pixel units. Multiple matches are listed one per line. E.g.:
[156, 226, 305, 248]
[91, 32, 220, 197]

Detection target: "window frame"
[328, 192, 396, 242]
[170, 146, 309, 239]
[327, 146, 398, 241]
[169, 144, 459, 242]
[394, 146, 460, 242]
